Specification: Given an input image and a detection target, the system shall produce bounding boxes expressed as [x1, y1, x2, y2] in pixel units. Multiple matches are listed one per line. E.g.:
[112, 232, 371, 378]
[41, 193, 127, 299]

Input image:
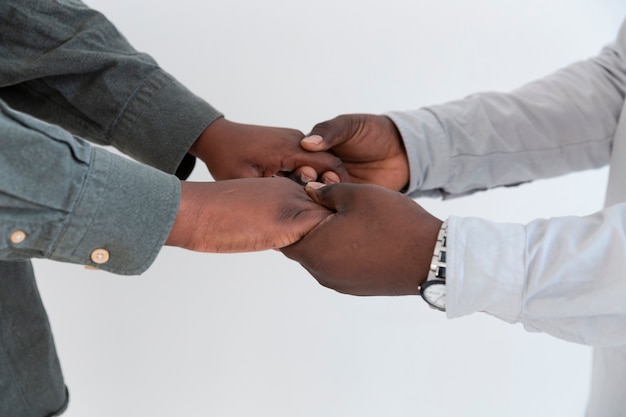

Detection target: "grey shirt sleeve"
[0, 0, 226, 274]
[387, 20, 626, 198]
[0, 102, 179, 275]
[0, 0, 222, 176]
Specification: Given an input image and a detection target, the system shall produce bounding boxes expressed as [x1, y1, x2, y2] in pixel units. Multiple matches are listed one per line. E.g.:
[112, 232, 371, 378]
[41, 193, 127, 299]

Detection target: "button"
[84, 265, 100, 271]
[10, 230, 27, 244]
[90, 248, 110, 264]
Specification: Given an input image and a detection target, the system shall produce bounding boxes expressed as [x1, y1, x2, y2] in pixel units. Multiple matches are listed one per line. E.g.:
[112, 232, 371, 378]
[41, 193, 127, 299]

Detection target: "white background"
[33, 1, 626, 416]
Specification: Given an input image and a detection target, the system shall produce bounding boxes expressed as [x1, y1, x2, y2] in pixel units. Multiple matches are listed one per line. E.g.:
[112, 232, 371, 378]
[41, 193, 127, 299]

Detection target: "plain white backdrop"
[32, 1, 626, 416]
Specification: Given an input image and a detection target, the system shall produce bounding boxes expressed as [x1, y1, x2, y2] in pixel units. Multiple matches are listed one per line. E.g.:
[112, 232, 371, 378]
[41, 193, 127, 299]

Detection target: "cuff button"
[10, 230, 27, 244]
[90, 248, 110, 264]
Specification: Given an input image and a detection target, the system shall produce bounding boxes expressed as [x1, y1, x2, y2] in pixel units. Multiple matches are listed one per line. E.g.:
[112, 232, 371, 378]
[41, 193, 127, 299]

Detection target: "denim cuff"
[47, 387, 69, 417]
[109, 70, 222, 176]
[51, 147, 180, 275]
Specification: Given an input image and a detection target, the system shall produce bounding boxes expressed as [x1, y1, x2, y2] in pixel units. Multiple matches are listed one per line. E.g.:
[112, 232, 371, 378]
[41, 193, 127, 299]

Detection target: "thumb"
[304, 182, 346, 212]
[301, 115, 356, 152]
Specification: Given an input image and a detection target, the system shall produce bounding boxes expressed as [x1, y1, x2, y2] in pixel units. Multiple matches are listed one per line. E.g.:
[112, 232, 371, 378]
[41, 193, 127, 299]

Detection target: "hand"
[281, 183, 442, 296]
[165, 177, 332, 253]
[296, 114, 410, 191]
[190, 117, 348, 183]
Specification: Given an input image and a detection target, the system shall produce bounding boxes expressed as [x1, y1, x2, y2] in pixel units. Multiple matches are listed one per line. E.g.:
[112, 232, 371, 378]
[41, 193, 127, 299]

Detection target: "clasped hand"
[282, 182, 442, 296]
[166, 114, 441, 295]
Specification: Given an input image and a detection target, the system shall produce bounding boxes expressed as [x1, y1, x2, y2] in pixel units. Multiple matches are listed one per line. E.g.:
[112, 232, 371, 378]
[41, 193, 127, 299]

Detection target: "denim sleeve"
[0, 0, 222, 177]
[0, 101, 179, 275]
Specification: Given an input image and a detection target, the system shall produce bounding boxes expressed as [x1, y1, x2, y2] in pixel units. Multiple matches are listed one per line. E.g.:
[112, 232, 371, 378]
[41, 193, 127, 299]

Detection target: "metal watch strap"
[429, 221, 447, 282]
[419, 221, 448, 311]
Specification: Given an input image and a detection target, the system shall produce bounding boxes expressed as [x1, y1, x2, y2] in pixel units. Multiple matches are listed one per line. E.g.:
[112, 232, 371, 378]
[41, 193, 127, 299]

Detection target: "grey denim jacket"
[0, 0, 222, 274]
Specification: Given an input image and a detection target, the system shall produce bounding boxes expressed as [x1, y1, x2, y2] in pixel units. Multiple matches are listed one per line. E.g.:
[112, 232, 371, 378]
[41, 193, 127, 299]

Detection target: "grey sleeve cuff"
[51, 147, 181, 275]
[108, 70, 222, 176]
[385, 109, 451, 198]
[1, 99, 179, 275]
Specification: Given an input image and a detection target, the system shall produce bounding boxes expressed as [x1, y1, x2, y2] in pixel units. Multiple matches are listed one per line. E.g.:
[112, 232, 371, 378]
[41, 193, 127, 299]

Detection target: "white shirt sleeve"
[386, 20, 626, 346]
[447, 206, 626, 346]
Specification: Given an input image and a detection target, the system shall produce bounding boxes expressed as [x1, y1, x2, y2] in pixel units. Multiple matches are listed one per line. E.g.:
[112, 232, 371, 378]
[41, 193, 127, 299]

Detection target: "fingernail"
[307, 182, 326, 190]
[302, 135, 323, 145]
[299, 173, 315, 183]
[322, 173, 340, 184]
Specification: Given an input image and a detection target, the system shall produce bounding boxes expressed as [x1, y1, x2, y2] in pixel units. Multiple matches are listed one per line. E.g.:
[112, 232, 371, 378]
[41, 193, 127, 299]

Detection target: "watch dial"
[422, 281, 446, 311]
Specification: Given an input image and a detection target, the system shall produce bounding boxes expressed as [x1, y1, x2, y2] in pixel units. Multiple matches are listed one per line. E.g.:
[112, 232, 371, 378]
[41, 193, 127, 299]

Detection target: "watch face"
[421, 280, 446, 311]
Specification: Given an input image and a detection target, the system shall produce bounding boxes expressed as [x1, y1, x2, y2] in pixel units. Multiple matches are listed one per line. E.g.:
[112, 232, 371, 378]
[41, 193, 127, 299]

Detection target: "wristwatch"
[419, 221, 447, 311]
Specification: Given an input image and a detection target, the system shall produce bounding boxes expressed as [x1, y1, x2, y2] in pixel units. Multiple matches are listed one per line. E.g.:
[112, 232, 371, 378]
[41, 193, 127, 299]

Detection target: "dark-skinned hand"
[294, 114, 410, 191]
[189, 117, 349, 183]
[166, 177, 332, 253]
[281, 182, 442, 296]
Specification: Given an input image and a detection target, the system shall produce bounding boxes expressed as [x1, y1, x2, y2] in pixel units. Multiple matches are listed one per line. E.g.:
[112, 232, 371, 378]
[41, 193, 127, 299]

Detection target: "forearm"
[447, 204, 626, 346]
[0, 0, 221, 175]
[0, 101, 179, 275]
[389, 21, 626, 197]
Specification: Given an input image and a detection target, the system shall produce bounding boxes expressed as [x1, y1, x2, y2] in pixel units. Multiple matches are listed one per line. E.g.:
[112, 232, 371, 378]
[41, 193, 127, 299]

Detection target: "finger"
[320, 171, 340, 184]
[302, 115, 356, 151]
[284, 152, 350, 183]
[289, 166, 319, 185]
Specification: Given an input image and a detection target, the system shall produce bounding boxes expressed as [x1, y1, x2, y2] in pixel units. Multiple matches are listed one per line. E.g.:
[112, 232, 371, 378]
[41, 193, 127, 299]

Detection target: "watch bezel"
[420, 278, 446, 311]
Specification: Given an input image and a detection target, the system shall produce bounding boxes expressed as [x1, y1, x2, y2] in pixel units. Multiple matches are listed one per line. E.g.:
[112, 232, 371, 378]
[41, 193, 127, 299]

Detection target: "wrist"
[165, 181, 209, 250]
[189, 116, 227, 161]
[379, 115, 410, 192]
